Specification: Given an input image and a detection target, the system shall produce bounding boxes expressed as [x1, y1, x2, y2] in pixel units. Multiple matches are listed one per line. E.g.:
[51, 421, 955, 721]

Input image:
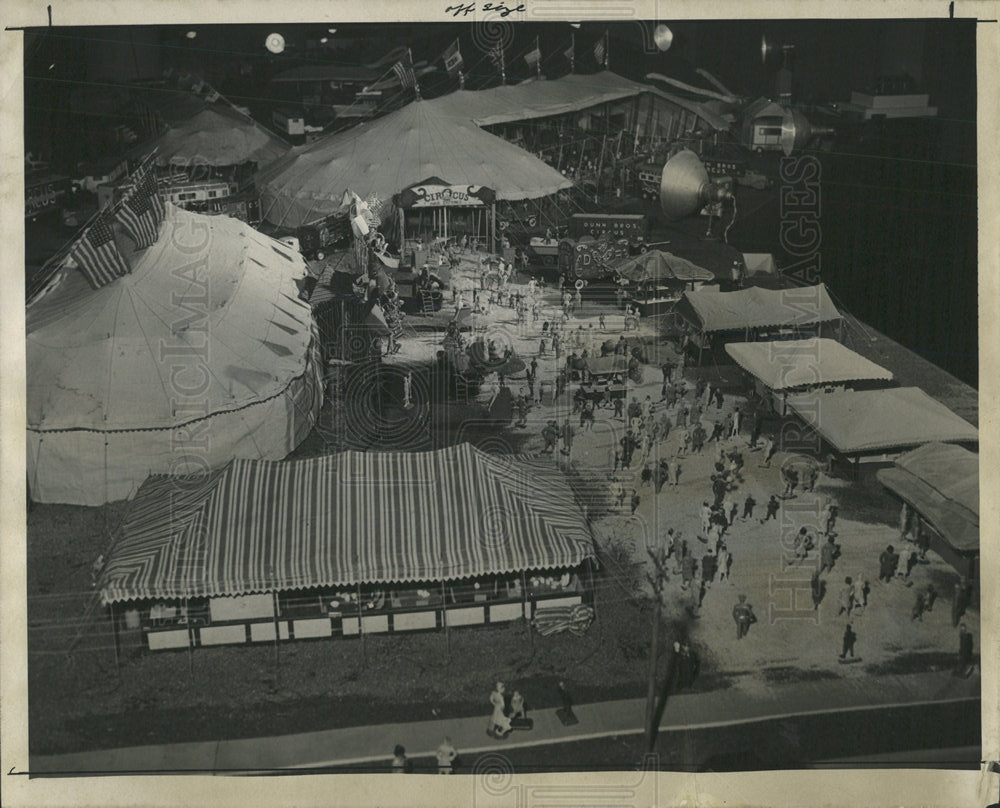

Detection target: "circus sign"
[398, 179, 496, 208]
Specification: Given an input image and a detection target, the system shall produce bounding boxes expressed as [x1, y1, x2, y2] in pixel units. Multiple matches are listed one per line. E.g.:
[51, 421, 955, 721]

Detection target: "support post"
[272, 590, 281, 687]
[588, 561, 597, 621]
[644, 549, 667, 754]
[490, 202, 497, 254]
[595, 134, 607, 202]
[441, 578, 450, 656]
[110, 602, 120, 678]
[521, 570, 533, 652]
[357, 579, 366, 665]
[186, 597, 194, 677]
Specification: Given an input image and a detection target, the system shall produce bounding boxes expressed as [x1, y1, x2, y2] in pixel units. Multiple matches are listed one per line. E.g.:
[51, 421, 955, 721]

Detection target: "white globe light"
[653, 24, 673, 52]
[265, 33, 286, 54]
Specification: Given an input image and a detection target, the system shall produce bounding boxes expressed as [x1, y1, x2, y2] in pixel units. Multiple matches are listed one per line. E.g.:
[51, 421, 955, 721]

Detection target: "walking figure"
[761, 494, 780, 522]
[488, 681, 512, 738]
[436, 737, 458, 774]
[839, 624, 857, 660]
[732, 594, 757, 640]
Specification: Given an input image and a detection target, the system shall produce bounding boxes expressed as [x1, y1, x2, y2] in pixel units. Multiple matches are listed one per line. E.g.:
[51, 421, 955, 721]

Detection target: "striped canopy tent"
[677, 283, 842, 334]
[614, 250, 715, 284]
[785, 387, 978, 456]
[877, 442, 979, 554]
[99, 444, 597, 604]
[725, 338, 893, 391]
[27, 204, 323, 506]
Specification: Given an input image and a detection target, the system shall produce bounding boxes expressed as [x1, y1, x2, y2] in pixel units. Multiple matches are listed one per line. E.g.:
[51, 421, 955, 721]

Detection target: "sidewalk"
[30, 668, 978, 774]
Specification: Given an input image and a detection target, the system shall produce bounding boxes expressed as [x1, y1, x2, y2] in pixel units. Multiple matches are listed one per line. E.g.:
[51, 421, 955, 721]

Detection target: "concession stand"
[725, 338, 894, 415]
[99, 444, 597, 652]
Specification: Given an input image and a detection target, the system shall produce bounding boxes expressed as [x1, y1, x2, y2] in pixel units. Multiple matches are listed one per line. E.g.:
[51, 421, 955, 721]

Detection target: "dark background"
[23, 19, 979, 386]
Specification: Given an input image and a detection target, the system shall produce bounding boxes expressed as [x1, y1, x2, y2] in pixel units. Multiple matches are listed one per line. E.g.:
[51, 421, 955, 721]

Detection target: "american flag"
[392, 60, 415, 88]
[70, 210, 130, 289]
[116, 168, 163, 249]
[524, 39, 541, 68]
[442, 38, 463, 73]
[594, 34, 606, 67]
[364, 193, 384, 228]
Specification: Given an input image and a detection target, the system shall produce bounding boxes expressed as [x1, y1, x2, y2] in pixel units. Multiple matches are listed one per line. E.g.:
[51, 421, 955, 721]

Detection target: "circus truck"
[558, 236, 632, 282]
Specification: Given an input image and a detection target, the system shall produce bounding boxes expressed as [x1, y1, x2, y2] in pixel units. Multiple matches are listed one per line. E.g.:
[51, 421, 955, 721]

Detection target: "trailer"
[568, 213, 649, 244]
[558, 237, 632, 281]
[295, 213, 352, 260]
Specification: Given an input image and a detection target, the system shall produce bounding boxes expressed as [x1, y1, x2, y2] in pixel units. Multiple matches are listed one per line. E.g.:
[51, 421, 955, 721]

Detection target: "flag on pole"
[594, 32, 607, 67]
[443, 38, 463, 73]
[392, 60, 416, 87]
[70, 210, 130, 289]
[206, 89, 220, 103]
[524, 38, 541, 68]
[116, 168, 163, 249]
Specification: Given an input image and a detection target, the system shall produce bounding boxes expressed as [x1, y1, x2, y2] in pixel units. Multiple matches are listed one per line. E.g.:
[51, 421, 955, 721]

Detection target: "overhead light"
[570, 23, 581, 29]
[265, 32, 286, 54]
[320, 37, 328, 44]
[653, 24, 673, 52]
[185, 30, 197, 39]
[328, 27, 337, 34]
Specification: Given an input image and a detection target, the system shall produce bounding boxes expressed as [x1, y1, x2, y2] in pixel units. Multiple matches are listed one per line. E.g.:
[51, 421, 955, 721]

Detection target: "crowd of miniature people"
[368, 223, 979, 760]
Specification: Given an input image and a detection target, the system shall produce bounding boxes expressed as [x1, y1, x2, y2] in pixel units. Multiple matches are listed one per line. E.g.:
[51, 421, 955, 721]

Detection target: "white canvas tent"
[27, 204, 323, 506]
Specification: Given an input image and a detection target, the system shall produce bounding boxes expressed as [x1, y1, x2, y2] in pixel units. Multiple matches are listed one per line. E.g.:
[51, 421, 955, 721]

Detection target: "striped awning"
[100, 444, 596, 604]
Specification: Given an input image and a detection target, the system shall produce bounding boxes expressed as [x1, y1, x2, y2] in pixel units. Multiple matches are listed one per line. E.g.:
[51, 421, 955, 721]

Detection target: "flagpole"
[605, 30, 610, 70]
[409, 47, 421, 100]
[28, 149, 162, 302]
[499, 45, 506, 85]
[570, 33, 575, 74]
[536, 36, 541, 80]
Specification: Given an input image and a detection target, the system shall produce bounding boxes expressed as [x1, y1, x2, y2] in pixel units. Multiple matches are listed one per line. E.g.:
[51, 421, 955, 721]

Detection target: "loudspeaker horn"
[659, 149, 732, 220]
[780, 108, 836, 156]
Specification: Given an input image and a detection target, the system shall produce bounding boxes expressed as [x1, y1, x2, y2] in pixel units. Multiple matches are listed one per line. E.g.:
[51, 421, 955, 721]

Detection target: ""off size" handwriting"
[445, 2, 525, 17]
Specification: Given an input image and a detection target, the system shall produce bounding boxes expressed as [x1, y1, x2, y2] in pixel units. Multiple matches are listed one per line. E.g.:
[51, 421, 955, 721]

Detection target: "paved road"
[29, 668, 979, 775]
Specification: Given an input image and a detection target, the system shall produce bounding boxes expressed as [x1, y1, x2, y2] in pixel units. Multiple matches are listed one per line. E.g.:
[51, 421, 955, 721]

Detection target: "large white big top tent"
[27, 203, 324, 506]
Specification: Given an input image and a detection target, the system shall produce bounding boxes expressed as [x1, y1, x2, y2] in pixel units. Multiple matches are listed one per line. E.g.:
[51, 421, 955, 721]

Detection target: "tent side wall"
[122, 561, 596, 651]
[28, 339, 323, 506]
